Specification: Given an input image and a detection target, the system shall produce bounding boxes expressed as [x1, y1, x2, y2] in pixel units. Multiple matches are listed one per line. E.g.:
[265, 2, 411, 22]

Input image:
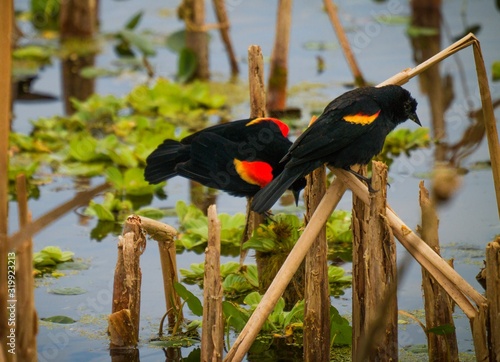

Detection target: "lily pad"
[49, 287, 87, 295]
[41, 315, 77, 324]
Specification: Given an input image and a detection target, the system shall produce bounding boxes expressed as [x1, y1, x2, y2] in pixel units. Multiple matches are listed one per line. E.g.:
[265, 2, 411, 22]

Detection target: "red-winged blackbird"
[144, 117, 306, 201]
[251, 85, 421, 213]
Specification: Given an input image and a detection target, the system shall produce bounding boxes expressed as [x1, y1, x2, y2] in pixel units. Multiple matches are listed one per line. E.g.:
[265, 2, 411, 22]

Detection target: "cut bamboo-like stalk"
[352, 162, 398, 361]
[0, 0, 13, 352]
[109, 215, 146, 348]
[201, 205, 223, 362]
[486, 237, 500, 360]
[240, 45, 266, 264]
[303, 166, 330, 361]
[419, 181, 459, 361]
[140, 216, 182, 329]
[15, 175, 37, 362]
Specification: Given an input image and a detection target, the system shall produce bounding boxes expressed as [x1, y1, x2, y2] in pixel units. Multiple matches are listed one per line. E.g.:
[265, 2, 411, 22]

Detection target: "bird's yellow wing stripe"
[343, 110, 381, 125]
[234, 159, 273, 187]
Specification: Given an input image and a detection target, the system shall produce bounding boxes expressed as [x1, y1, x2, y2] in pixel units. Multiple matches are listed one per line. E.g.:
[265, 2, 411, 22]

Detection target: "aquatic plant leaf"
[330, 306, 352, 346]
[85, 201, 115, 221]
[41, 315, 77, 324]
[177, 47, 197, 83]
[69, 135, 99, 162]
[493, 61, 500, 81]
[55, 261, 90, 271]
[120, 29, 156, 57]
[406, 26, 439, 37]
[242, 264, 259, 288]
[125, 11, 143, 30]
[222, 301, 249, 332]
[220, 262, 240, 277]
[223, 274, 254, 296]
[50, 287, 87, 295]
[174, 282, 203, 317]
[428, 324, 456, 335]
[135, 207, 165, 219]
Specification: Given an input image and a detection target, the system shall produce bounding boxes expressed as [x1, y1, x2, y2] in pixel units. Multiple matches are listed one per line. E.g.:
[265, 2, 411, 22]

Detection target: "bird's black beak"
[293, 190, 301, 206]
[409, 112, 421, 126]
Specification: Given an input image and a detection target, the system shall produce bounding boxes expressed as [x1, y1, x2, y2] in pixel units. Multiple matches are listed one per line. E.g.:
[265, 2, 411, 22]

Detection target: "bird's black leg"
[344, 167, 378, 193]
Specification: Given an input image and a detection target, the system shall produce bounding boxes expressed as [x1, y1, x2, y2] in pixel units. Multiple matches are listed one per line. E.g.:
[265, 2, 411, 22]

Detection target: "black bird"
[251, 85, 420, 213]
[144, 117, 306, 201]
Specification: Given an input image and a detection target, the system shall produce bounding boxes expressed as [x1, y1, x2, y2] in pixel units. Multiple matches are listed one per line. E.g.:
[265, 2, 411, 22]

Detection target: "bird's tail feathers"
[144, 140, 187, 184]
[251, 167, 303, 213]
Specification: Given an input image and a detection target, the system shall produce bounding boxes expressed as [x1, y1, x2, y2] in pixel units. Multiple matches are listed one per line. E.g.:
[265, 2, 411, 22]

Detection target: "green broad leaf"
[493, 61, 500, 81]
[135, 207, 165, 219]
[123, 168, 156, 195]
[33, 252, 57, 267]
[177, 47, 197, 83]
[40, 246, 63, 261]
[180, 262, 205, 280]
[120, 29, 156, 57]
[330, 306, 352, 346]
[223, 274, 254, 295]
[79, 66, 119, 79]
[220, 262, 240, 278]
[50, 287, 87, 295]
[68, 135, 99, 162]
[106, 144, 138, 168]
[55, 261, 90, 271]
[85, 201, 115, 221]
[59, 251, 74, 262]
[242, 265, 259, 288]
[174, 282, 203, 317]
[374, 14, 409, 25]
[222, 301, 249, 332]
[166, 29, 187, 53]
[428, 324, 456, 335]
[242, 237, 276, 252]
[125, 11, 143, 30]
[58, 162, 107, 177]
[283, 300, 305, 327]
[41, 315, 77, 324]
[149, 337, 199, 348]
[243, 292, 262, 308]
[105, 167, 124, 189]
[406, 26, 439, 37]
[13, 45, 53, 63]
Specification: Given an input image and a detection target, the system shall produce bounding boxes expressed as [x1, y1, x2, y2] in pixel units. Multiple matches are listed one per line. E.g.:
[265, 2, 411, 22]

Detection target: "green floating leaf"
[492, 61, 500, 81]
[125, 11, 144, 30]
[222, 301, 249, 332]
[41, 315, 77, 324]
[79, 66, 119, 79]
[85, 201, 115, 221]
[55, 261, 90, 271]
[120, 29, 156, 57]
[374, 14, 409, 25]
[166, 29, 187, 53]
[174, 282, 203, 316]
[50, 287, 87, 295]
[330, 306, 352, 346]
[428, 323, 456, 335]
[406, 26, 439, 37]
[177, 48, 198, 84]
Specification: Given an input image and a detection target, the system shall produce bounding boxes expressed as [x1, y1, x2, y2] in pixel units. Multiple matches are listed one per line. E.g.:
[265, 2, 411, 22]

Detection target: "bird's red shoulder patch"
[233, 159, 273, 187]
[343, 110, 381, 125]
[246, 117, 289, 137]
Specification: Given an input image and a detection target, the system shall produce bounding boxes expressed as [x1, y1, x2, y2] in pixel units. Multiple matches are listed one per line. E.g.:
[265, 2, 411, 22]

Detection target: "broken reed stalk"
[352, 162, 398, 361]
[211, 0, 239, 77]
[9, 183, 110, 251]
[109, 215, 146, 348]
[139, 216, 181, 330]
[379, 33, 500, 216]
[419, 181, 459, 361]
[201, 205, 223, 362]
[486, 236, 500, 360]
[323, 0, 366, 86]
[240, 45, 266, 264]
[223, 177, 348, 362]
[0, 0, 13, 352]
[15, 175, 37, 362]
[266, 0, 292, 113]
[303, 166, 330, 362]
